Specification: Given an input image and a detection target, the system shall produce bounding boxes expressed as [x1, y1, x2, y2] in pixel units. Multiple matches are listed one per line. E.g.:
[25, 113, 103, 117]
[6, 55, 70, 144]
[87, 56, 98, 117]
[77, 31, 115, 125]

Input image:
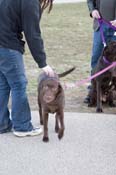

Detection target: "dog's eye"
[43, 86, 48, 90]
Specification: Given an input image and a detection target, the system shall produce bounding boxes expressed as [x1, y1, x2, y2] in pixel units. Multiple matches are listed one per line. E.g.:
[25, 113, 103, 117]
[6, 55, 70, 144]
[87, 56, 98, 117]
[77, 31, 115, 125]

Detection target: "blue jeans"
[91, 23, 116, 69]
[0, 48, 33, 133]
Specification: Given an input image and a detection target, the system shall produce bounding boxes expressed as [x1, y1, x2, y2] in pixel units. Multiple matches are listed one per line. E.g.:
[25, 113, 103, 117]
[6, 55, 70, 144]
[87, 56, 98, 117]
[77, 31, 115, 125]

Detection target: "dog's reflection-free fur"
[38, 67, 75, 142]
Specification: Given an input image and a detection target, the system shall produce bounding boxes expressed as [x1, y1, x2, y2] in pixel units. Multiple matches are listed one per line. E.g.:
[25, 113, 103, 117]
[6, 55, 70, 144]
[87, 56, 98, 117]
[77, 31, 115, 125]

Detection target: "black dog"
[88, 41, 116, 112]
[38, 67, 75, 142]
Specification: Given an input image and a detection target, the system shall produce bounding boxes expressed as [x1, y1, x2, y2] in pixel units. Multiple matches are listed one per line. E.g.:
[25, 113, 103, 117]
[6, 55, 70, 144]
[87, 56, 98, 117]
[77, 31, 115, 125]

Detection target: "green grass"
[24, 2, 94, 110]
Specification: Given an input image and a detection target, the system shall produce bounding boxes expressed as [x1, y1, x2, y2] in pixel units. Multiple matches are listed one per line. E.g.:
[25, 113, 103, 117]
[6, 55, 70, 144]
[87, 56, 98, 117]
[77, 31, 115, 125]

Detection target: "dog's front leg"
[96, 80, 103, 113]
[43, 111, 49, 142]
[38, 96, 43, 125]
[56, 110, 65, 140]
[39, 104, 43, 125]
[55, 114, 59, 133]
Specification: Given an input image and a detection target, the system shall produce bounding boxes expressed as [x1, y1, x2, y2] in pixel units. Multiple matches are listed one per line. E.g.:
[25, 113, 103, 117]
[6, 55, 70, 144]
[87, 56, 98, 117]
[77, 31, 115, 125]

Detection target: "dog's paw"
[43, 136, 49, 142]
[58, 134, 63, 140]
[96, 108, 103, 113]
[58, 130, 64, 140]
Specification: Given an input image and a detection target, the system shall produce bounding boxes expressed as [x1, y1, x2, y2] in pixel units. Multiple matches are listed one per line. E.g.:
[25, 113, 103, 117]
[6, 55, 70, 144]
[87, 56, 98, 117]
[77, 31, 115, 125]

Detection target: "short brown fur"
[38, 67, 75, 142]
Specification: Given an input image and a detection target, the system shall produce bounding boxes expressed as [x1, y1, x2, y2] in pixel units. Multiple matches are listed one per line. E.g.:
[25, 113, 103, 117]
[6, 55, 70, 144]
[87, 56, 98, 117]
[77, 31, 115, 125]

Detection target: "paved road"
[1, 1, 115, 175]
[0, 112, 116, 175]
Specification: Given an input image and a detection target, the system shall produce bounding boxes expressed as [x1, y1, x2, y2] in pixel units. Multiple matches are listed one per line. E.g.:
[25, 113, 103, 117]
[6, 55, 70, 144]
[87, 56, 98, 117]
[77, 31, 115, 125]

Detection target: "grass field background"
[24, 2, 97, 112]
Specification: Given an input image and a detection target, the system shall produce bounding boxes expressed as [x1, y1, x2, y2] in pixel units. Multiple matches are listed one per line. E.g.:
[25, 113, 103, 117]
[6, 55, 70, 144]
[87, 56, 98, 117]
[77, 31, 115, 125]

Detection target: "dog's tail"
[58, 67, 76, 78]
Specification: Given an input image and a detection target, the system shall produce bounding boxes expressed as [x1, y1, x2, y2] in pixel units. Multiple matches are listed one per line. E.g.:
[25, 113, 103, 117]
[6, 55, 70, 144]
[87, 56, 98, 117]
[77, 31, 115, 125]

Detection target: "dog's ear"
[56, 83, 63, 96]
[58, 83, 63, 92]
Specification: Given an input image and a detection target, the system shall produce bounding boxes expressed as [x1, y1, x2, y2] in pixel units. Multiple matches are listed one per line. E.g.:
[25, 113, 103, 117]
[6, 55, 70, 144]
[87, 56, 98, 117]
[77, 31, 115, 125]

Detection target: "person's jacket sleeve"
[87, 0, 100, 31]
[21, 0, 47, 68]
[87, 0, 97, 17]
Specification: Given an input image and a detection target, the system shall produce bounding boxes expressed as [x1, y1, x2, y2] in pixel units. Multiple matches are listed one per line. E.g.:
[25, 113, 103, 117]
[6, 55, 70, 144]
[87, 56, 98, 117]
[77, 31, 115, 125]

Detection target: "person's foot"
[0, 125, 12, 134]
[84, 95, 90, 104]
[13, 127, 43, 137]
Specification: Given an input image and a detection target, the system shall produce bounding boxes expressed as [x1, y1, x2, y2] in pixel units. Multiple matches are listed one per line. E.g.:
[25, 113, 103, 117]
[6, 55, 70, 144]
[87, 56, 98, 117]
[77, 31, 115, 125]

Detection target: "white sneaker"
[13, 127, 43, 137]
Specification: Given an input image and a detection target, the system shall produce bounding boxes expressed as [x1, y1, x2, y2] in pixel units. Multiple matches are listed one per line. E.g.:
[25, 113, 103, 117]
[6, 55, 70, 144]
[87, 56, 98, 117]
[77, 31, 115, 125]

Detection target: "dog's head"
[42, 78, 62, 104]
[103, 41, 116, 62]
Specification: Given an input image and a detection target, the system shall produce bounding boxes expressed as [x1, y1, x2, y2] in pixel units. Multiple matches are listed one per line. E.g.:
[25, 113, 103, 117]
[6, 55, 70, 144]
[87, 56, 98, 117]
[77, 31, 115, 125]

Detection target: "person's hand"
[42, 65, 55, 77]
[110, 20, 116, 27]
[91, 10, 101, 19]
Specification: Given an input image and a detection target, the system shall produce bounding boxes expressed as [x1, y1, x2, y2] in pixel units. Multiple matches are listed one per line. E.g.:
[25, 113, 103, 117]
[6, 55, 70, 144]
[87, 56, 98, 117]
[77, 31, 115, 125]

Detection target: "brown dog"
[88, 41, 116, 112]
[38, 67, 75, 142]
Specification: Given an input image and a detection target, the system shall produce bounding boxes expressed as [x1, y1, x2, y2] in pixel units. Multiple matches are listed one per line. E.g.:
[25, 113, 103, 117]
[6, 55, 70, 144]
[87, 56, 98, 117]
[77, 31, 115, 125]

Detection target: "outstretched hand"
[42, 65, 55, 77]
[91, 10, 101, 19]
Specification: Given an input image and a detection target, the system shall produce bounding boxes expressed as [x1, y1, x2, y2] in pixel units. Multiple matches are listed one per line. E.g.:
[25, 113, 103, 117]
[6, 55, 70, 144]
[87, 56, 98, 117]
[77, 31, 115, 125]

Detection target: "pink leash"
[64, 62, 116, 89]
[64, 18, 116, 89]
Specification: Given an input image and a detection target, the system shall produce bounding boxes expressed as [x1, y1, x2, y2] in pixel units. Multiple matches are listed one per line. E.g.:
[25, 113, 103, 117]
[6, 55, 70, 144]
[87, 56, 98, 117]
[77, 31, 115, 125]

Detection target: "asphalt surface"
[1, 1, 116, 174]
[0, 111, 116, 175]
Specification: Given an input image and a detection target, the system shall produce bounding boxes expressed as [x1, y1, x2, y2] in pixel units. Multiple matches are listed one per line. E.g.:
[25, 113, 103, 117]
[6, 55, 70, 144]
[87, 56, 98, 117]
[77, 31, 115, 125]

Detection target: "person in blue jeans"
[84, 0, 116, 103]
[0, 0, 55, 137]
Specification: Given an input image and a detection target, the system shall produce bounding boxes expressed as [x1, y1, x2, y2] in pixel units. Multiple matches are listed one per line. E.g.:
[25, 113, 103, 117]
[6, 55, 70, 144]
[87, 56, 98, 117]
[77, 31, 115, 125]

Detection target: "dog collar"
[103, 56, 111, 65]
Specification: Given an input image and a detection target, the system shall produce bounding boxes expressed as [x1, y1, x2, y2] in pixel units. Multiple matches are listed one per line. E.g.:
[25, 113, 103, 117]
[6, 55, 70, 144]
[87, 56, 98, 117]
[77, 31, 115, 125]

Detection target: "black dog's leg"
[96, 81, 103, 113]
[108, 91, 116, 107]
[88, 80, 97, 107]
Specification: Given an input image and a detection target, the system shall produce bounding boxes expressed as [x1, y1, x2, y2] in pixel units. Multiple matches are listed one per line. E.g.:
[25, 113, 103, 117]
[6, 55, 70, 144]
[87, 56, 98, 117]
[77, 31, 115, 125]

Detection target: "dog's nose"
[43, 95, 54, 103]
